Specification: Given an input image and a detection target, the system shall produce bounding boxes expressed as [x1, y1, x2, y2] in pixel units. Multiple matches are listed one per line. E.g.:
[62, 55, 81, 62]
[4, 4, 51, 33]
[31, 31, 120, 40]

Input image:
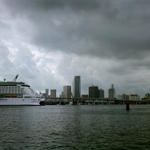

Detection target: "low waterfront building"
[143, 93, 150, 100]
[122, 94, 129, 101]
[129, 94, 140, 101]
[81, 94, 88, 99]
[117, 95, 122, 100]
[117, 94, 129, 101]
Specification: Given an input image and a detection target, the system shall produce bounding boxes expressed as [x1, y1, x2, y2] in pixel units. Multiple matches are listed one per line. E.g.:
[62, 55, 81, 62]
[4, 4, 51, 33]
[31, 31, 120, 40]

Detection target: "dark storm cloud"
[109, 57, 150, 76]
[2, 0, 150, 60]
[3, 0, 100, 13]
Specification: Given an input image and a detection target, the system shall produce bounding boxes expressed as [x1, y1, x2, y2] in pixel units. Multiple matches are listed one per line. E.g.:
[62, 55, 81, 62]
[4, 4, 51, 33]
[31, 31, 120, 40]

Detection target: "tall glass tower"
[108, 84, 115, 100]
[73, 76, 81, 99]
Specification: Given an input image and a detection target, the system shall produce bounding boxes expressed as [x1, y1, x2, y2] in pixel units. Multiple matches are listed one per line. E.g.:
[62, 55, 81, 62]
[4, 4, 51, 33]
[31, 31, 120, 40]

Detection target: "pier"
[45, 98, 150, 105]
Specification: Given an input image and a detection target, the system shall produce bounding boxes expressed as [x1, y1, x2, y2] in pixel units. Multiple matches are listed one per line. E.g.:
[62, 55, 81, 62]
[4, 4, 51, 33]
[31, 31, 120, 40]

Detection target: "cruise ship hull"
[0, 98, 41, 106]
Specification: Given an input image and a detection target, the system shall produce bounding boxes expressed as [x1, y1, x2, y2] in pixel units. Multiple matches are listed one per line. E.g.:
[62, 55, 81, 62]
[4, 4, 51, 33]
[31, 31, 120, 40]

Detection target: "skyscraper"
[45, 89, 49, 96]
[63, 85, 71, 99]
[50, 89, 56, 98]
[99, 88, 104, 99]
[108, 84, 115, 100]
[73, 76, 81, 99]
[89, 86, 99, 99]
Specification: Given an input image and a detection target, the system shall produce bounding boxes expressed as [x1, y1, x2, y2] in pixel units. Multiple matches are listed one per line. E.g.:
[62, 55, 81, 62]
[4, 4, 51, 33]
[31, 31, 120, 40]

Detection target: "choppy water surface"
[0, 105, 150, 150]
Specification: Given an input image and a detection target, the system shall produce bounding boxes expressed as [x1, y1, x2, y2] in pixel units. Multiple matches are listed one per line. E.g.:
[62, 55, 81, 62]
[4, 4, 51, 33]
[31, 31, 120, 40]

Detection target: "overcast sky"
[0, 0, 150, 96]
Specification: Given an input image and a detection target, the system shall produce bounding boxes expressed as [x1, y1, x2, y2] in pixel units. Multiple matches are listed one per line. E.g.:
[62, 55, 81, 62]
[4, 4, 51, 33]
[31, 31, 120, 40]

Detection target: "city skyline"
[43, 75, 149, 99]
[0, 0, 150, 97]
[0, 74, 149, 98]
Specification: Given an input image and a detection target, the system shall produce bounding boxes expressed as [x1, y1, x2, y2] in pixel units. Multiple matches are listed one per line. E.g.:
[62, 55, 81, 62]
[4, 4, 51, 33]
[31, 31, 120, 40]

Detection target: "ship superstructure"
[0, 76, 44, 106]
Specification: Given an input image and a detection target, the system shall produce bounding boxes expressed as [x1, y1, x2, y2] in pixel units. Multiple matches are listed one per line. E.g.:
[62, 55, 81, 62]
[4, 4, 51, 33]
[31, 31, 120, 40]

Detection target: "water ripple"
[0, 105, 150, 150]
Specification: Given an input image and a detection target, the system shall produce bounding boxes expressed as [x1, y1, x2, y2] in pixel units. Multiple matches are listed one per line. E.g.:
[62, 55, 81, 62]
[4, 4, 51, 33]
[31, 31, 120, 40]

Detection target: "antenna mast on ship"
[13, 74, 19, 82]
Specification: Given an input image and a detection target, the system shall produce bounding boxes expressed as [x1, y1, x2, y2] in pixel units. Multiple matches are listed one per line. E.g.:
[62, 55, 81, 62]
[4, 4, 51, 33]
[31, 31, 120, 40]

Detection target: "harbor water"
[0, 105, 150, 150]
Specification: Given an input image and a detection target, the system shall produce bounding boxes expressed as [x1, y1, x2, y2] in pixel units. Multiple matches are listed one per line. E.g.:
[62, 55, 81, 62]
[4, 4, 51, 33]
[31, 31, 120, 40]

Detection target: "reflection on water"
[0, 105, 150, 150]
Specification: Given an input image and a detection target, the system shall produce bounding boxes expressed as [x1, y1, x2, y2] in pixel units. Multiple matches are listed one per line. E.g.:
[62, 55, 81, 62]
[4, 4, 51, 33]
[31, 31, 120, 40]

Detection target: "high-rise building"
[108, 84, 115, 100]
[50, 89, 56, 98]
[45, 89, 49, 96]
[63, 86, 71, 99]
[89, 86, 99, 99]
[99, 89, 104, 99]
[73, 76, 81, 99]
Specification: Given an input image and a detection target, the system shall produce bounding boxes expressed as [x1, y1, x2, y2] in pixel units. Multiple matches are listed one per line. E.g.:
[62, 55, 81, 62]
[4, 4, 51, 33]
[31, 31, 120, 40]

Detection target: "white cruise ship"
[0, 75, 45, 106]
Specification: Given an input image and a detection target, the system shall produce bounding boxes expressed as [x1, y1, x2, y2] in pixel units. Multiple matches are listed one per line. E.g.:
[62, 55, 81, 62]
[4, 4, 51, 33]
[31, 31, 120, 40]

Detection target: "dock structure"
[45, 97, 150, 105]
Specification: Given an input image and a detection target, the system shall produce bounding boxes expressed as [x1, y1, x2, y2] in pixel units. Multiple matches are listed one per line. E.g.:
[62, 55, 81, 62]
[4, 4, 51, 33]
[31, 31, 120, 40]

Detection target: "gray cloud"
[0, 42, 13, 73]
[2, 0, 150, 58]
[3, 0, 150, 59]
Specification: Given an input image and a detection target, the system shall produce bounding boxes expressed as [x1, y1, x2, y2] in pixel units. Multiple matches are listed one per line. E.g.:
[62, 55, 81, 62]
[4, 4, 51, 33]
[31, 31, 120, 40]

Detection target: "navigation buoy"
[126, 101, 130, 111]
[40, 101, 45, 106]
